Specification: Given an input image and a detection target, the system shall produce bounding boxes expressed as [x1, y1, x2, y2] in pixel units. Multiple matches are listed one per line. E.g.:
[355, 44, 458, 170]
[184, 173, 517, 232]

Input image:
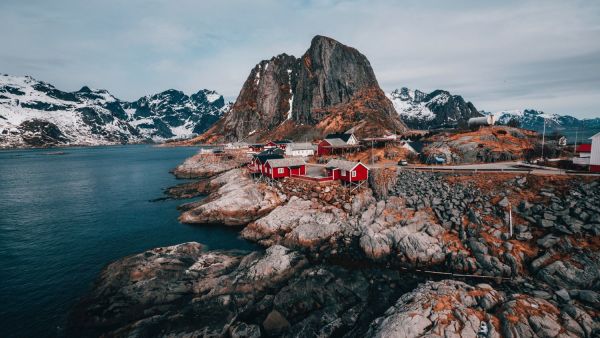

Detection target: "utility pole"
[573, 124, 579, 157]
[371, 140, 374, 164]
[508, 202, 513, 238]
[541, 118, 546, 161]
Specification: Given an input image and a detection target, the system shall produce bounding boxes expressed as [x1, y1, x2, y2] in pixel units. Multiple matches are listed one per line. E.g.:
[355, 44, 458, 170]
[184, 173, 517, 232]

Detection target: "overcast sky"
[1, 0, 599, 118]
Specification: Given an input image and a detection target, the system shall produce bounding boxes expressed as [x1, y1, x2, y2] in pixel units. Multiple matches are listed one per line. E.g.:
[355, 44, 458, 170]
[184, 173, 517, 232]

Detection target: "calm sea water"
[0, 145, 257, 338]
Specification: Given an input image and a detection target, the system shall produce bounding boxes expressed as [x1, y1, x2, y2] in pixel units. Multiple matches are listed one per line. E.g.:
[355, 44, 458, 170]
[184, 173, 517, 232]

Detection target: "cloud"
[0, 0, 599, 118]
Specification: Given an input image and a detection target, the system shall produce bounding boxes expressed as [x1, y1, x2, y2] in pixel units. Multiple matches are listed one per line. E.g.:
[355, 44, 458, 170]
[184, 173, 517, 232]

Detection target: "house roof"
[266, 157, 306, 168]
[325, 159, 368, 171]
[255, 154, 284, 163]
[272, 139, 292, 144]
[590, 132, 600, 139]
[258, 148, 285, 156]
[325, 133, 353, 143]
[249, 144, 264, 147]
[323, 138, 350, 147]
[288, 142, 314, 151]
[576, 144, 592, 153]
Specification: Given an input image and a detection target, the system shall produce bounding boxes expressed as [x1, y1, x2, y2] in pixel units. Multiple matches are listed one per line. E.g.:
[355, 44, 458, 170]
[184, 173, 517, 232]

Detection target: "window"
[269, 168, 272, 174]
[278, 168, 284, 174]
[341, 170, 346, 176]
[351, 171, 357, 178]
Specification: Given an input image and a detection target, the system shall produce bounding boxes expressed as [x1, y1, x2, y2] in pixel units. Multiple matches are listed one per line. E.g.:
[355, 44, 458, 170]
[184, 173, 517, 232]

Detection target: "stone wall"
[274, 177, 361, 209]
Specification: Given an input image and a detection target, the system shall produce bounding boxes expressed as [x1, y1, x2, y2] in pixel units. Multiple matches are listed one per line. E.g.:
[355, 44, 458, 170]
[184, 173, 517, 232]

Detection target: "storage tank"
[468, 115, 496, 129]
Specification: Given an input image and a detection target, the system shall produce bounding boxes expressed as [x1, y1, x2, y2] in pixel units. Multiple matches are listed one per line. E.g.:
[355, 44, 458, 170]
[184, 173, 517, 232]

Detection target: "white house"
[285, 142, 315, 157]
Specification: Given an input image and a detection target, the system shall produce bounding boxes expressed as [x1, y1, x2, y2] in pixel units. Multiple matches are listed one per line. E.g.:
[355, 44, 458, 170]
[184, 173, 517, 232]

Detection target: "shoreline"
[67, 148, 600, 337]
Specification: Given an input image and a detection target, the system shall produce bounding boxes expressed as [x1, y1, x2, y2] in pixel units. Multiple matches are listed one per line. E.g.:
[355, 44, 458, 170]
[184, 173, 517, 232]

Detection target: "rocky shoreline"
[69, 154, 600, 337]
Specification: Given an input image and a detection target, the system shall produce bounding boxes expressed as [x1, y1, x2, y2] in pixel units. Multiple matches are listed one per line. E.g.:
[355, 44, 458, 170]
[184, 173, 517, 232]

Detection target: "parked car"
[398, 159, 408, 166]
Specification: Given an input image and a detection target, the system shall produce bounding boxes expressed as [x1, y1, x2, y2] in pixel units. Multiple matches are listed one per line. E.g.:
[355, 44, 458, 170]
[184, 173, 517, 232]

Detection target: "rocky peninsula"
[69, 153, 600, 337]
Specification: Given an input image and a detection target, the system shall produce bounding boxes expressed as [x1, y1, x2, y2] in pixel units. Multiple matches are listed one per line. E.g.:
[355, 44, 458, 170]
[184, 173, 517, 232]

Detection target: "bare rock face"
[178, 169, 286, 225]
[196, 35, 407, 143]
[368, 280, 504, 338]
[368, 280, 596, 338]
[68, 243, 425, 337]
[241, 196, 351, 249]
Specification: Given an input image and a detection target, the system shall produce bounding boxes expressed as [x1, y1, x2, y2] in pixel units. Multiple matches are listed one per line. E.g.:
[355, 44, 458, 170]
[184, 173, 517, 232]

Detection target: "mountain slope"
[387, 87, 481, 129]
[0, 75, 227, 148]
[194, 35, 407, 143]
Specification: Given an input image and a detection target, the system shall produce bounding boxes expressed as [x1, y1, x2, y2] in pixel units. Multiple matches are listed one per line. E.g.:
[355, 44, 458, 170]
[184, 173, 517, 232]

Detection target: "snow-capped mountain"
[123, 89, 227, 140]
[0, 75, 227, 148]
[485, 109, 600, 141]
[387, 87, 481, 130]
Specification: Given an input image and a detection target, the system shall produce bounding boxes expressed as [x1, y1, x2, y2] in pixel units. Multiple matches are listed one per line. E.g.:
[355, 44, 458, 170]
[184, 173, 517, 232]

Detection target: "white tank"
[468, 115, 495, 128]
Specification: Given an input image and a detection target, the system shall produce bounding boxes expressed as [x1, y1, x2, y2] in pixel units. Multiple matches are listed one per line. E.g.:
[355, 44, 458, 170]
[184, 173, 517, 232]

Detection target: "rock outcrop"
[368, 280, 597, 338]
[422, 126, 538, 164]
[68, 242, 425, 337]
[178, 169, 286, 225]
[191, 35, 407, 143]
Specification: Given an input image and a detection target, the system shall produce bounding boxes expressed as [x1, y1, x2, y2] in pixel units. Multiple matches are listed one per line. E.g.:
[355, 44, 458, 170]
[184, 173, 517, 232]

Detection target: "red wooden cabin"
[325, 159, 369, 182]
[248, 154, 284, 174]
[264, 158, 306, 179]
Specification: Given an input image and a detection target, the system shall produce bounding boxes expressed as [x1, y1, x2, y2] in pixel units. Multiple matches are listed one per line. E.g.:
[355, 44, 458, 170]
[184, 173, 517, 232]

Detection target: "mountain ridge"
[0, 74, 228, 148]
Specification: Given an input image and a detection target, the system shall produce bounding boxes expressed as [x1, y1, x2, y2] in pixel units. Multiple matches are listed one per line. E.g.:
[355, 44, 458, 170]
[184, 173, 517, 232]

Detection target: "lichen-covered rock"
[68, 243, 424, 338]
[367, 280, 504, 338]
[498, 295, 595, 338]
[179, 169, 285, 225]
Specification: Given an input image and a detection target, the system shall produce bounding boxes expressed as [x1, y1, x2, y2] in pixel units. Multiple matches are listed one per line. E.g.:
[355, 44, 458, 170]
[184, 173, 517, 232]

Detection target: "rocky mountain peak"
[196, 35, 407, 143]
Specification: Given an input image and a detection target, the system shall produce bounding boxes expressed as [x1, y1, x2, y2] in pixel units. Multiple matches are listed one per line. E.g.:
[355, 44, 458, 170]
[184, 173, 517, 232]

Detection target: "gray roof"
[266, 157, 306, 168]
[288, 142, 315, 151]
[324, 138, 349, 147]
[325, 159, 367, 171]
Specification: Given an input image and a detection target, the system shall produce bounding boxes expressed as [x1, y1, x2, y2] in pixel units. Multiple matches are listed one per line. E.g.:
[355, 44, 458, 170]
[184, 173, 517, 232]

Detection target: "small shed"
[285, 142, 315, 157]
[325, 159, 369, 182]
[249, 144, 264, 152]
[264, 158, 306, 178]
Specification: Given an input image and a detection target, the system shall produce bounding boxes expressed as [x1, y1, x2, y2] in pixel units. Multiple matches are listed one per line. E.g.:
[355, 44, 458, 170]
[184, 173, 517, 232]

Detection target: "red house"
[325, 159, 369, 182]
[249, 144, 264, 153]
[264, 158, 306, 179]
[317, 133, 359, 156]
[266, 140, 291, 150]
[248, 154, 284, 174]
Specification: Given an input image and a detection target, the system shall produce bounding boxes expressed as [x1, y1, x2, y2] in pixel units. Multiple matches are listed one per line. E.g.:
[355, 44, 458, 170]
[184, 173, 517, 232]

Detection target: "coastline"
[68, 148, 600, 337]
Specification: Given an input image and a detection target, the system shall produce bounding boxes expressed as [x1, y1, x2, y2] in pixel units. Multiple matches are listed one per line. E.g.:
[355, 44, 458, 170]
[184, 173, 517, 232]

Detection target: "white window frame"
[341, 170, 347, 176]
[278, 168, 284, 174]
[351, 171, 357, 178]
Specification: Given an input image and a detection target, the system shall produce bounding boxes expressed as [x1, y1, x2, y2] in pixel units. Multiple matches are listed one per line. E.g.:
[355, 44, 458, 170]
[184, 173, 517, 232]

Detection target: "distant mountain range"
[484, 109, 600, 142]
[0, 75, 227, 148]
[2, 71, 598, 149]
[387, 87, 481, 129]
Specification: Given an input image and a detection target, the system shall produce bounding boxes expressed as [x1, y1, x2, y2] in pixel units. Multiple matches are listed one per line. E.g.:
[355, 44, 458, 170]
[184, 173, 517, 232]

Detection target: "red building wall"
[290, 166, 306, 176]
[591, 165, 600, 173]
[339, 164, 369, 182]
[317, 140, 331, 156]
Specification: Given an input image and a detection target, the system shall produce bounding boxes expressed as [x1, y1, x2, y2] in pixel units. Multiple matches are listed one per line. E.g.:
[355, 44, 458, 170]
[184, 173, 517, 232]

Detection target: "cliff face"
[197, 35, 406, 143]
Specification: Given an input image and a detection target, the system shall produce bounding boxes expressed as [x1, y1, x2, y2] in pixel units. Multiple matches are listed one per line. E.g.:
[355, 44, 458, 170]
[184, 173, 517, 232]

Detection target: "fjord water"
[0, 145, 257, 338]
